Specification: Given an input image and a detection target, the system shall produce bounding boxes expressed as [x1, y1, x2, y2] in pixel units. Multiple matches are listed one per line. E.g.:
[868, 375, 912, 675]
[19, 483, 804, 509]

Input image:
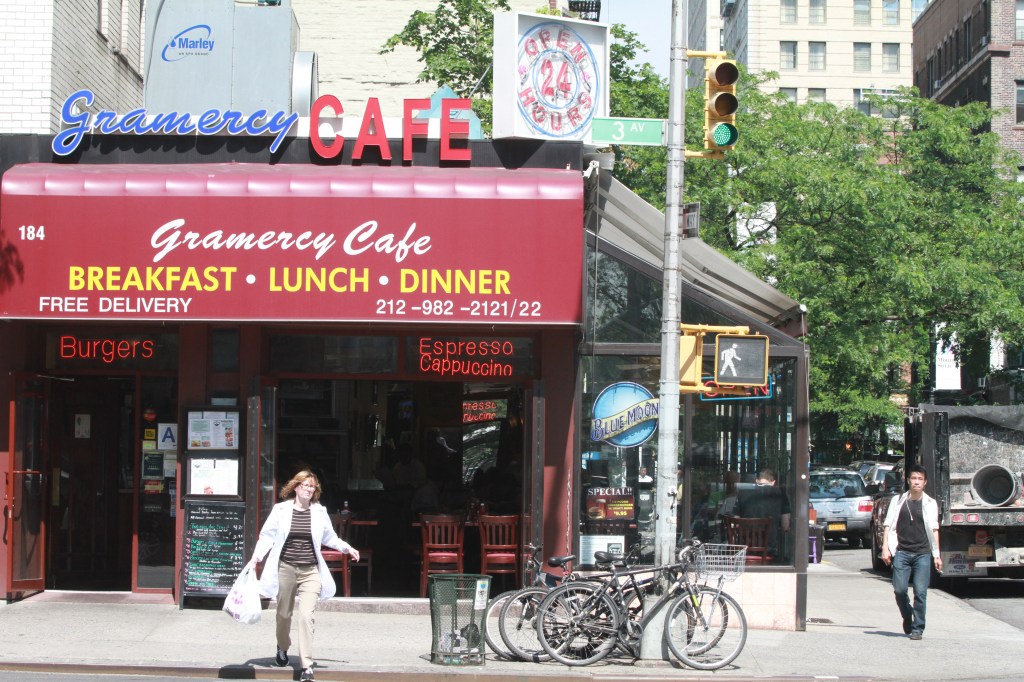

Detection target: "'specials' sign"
[0, 165, 583, 324]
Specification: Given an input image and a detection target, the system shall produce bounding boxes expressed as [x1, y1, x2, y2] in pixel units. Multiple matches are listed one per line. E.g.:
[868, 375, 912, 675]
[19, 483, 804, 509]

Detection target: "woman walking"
[248, 470, 359, 682]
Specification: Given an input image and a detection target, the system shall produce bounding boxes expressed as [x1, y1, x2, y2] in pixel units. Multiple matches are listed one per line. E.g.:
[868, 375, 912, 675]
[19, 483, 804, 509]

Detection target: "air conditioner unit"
[721, 0, 736, 17]
[933, 79, 942, 89]
[980, 35, 989, 46]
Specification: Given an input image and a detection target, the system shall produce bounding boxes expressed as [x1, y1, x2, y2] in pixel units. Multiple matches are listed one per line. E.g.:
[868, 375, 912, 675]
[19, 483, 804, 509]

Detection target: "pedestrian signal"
[713, 334, 768, 387]
[704, 59, 739, 151]
[679, 334, 703, 387]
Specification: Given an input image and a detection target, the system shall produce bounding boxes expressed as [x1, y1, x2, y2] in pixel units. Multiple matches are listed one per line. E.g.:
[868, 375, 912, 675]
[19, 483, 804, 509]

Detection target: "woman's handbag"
[222, 564, 262, 624]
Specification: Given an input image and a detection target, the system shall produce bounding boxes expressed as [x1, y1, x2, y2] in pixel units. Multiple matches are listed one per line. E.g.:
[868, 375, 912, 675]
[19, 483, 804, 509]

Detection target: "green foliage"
[686, 82, 1024, 439]
[380, 0, 511, 130]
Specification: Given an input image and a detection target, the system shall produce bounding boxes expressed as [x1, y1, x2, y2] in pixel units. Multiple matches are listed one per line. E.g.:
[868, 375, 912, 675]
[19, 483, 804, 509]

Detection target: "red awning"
[1, 164, 583, 323]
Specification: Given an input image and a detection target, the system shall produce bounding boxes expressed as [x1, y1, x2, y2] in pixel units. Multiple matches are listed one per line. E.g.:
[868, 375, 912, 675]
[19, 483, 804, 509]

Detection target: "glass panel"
[584, 246, 662, 344]
[809, 42, 826, 70]
[780, 0, 797, 23]
[809, 0, 826, 23]
[690, 359, 798, 566]
[854, 0, 871, 24]
[1017, 0, 1024, 39]
[808, 88, 827, 102]
[779, 88, 798, 102]
[210, 329, 239, 372]
[854, 43, 872, 71]
[136, 376, 177, 589]
[883, 44, 900, 72]
[11, 378, 45, 585]
[269, 335, 397, 373]
[884, 0, 899, 24]
[780, 42, 797, 69]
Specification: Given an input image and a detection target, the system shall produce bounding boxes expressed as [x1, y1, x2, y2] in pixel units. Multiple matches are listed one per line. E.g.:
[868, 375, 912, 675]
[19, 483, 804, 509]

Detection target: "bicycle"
[535, 538, 748, 670]
[483, 543, 576, 661]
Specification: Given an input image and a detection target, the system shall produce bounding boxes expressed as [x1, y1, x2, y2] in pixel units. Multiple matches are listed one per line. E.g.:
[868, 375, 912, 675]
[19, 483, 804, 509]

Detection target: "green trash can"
[428, 574, 491, 665]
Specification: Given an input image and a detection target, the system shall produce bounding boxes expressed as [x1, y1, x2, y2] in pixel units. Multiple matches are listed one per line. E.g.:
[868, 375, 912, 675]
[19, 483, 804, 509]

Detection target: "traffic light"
[679, 334, 704, 387]
[713, 334, 769, 387]
[704, 59, 739, 152]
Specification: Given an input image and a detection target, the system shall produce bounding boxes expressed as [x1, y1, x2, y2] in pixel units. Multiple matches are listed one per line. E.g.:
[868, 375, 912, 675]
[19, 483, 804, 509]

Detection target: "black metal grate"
[568, 1, 601, 21]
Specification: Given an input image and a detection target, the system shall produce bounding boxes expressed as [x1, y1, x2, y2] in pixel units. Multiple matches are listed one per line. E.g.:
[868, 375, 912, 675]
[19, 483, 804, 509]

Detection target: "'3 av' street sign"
[590, 117, 665, 146]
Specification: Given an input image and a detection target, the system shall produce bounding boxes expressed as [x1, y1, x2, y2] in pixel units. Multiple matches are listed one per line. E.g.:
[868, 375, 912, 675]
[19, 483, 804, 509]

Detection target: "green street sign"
[590, 117, 665, 146]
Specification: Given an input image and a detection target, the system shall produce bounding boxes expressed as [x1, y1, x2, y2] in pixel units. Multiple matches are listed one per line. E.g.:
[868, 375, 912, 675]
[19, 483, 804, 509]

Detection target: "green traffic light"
[711, 122, 738, 146]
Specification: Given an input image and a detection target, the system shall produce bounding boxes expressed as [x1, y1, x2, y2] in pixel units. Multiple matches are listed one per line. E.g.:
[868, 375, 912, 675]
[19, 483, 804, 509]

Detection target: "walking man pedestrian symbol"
[720, 343, 740, 377]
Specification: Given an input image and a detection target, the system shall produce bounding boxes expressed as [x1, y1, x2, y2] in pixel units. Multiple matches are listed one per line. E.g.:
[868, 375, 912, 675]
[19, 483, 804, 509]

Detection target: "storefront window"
[136, 376, 178, 589]
[689, 359, 798, 565]
[584, 247, 662, 344]
[581, 355, 666, 565]
[269, 335, 397, 373]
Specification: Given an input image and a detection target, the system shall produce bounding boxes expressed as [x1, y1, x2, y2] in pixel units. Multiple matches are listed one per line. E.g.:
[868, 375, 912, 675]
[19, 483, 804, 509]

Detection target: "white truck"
[910, 404, 1024, 584]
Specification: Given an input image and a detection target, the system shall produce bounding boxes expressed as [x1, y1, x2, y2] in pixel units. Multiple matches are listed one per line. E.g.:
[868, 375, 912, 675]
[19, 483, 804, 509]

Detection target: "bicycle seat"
[547, 555, 576, 568]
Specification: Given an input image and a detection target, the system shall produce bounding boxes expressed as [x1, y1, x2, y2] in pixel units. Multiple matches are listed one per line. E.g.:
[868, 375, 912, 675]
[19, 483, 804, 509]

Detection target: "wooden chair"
[722, 515, 772, 564]
[339, 516, 377, 596]
[478, 514, 519, 584]
[320, 523, 350, 598]
[419, 513, 465, 597]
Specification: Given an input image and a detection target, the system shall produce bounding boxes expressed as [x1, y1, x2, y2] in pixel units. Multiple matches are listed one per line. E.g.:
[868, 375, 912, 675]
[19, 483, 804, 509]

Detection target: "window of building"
[854, 42, 872, 71]
[780, 41, 798, 70]
[809, 42, 826, 70]
[1017, 83, 1024, 124]
[780, 88, 798, 101]
[854, 89, 872, 115]
[781, 0, 797, 23]
[883, 0, 899, 24]
[882, 43, 900, 72]
[854, 0, 871, 24]
[808, 88, 827, 102]
[1017, 0, 1024, 40]
[810, 0, 826, 23]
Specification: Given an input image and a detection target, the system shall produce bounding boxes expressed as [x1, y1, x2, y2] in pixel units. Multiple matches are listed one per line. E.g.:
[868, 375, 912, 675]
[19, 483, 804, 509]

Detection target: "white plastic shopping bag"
[222, 564, 262, 624]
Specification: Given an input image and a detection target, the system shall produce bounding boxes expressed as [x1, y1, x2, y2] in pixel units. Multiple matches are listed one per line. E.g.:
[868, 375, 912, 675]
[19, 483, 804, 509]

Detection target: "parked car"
[870, 461, 905, 571]
[809, 468, 875, 548]
[863, 463, 894, 487]
[849, 459, 883, 480]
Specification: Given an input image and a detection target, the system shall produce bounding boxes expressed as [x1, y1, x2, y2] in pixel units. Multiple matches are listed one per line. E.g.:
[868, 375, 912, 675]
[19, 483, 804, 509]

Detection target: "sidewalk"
[0, 560, 1020, 681]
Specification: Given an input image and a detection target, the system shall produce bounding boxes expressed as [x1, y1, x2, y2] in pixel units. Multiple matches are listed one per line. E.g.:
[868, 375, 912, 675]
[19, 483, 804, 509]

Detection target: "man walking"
[881, 464, 942, 640]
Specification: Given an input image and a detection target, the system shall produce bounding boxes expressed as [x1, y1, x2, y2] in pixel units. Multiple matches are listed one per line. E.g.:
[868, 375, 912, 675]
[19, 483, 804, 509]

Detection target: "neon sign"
[59, 334, 155, 364]
[462, 399, 508, 423]
[698, 375, 776, 402]
[53, 90, 472, 162]
[413, 337, 533, 379]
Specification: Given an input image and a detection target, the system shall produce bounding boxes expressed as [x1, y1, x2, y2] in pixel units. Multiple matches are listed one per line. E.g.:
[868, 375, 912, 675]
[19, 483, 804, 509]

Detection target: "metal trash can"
[428, 574, 491, 665]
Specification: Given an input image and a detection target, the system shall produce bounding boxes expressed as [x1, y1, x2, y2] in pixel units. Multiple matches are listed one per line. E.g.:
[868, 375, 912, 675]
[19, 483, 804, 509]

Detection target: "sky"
[599, 0, 674, 79]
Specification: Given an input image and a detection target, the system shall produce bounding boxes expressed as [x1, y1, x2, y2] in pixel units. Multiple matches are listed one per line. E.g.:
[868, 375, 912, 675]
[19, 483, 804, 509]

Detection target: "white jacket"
[251, 500, 353, 601]
[882, 491, 940, 558]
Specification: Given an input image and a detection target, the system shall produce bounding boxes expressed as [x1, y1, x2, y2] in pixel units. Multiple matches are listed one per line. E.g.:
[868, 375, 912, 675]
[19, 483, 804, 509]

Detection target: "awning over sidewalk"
[0, 164, 583, 323]
[591, 171, 805, 332]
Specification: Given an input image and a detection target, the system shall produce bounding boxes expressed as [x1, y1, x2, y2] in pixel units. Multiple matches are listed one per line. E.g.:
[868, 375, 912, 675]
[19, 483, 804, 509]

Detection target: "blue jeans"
[892, 550, 931, 633]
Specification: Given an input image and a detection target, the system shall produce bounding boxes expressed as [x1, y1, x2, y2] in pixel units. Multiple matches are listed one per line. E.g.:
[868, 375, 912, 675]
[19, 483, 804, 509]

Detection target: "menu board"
[180, 500, 246, 605]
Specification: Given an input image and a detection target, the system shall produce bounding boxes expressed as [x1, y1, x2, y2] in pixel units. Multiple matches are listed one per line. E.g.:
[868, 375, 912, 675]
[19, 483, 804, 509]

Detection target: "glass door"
[5, 375, 47, 597]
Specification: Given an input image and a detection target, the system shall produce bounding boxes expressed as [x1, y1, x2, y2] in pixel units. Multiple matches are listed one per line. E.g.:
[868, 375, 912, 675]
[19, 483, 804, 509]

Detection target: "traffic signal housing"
[713, 334, 769, 387]
[704, 59, 739, 152]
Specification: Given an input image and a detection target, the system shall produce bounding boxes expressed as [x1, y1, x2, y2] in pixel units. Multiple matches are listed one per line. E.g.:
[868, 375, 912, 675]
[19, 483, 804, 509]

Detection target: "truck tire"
[870, 526, 887, 572]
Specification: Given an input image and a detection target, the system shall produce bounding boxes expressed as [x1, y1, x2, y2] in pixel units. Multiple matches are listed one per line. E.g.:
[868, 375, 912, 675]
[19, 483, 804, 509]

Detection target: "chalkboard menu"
[180, 500, 246, 606]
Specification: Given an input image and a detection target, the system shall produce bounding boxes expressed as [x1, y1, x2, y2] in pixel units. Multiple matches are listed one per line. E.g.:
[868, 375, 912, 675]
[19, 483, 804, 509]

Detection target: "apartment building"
[912, 0, 1024, 158]
[689, 0, 922, 108]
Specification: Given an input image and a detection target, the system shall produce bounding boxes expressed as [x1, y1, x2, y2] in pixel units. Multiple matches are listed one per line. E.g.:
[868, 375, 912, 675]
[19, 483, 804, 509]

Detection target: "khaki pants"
[276, 563, 321, 669]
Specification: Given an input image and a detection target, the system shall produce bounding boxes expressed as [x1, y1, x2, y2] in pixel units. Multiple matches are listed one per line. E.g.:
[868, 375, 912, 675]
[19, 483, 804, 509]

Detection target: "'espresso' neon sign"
[53, 90, 472, 162]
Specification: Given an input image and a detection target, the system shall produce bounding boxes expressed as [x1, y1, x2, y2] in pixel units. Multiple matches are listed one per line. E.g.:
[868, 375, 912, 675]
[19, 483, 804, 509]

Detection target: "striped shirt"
[280, 508, 317, 566]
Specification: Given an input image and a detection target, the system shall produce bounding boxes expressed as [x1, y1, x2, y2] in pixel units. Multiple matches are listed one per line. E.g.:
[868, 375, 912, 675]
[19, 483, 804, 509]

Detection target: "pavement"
[0, 559, 1020, 682]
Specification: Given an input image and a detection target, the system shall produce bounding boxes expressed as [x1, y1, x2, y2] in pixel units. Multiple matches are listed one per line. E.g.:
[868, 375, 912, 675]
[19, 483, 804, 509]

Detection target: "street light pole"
[654, 0, 687, 570]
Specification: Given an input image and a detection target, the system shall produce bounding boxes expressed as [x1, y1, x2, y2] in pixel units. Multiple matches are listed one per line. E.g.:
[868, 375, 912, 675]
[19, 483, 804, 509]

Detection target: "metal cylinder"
[971, 464, 1022, 507]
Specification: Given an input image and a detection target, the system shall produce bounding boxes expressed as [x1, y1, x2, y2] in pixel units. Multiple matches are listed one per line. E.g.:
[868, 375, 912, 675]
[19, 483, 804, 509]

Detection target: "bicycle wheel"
[664, 587, 747, 670]
[498, 587, 550, 662]
[484, 590, 517, 659]
[536, 582, 620, 666]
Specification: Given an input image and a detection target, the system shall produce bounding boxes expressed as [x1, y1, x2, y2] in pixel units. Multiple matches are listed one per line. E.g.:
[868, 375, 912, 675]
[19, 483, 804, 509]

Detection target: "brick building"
[913, 0, 1024, 158]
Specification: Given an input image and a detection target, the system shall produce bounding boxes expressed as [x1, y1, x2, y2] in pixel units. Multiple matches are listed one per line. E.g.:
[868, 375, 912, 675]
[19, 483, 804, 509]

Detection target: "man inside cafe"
[736, 468, 791, 563]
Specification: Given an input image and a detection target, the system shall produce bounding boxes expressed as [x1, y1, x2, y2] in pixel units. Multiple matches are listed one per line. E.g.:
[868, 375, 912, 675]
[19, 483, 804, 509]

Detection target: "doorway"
[47, 377, 134, 590]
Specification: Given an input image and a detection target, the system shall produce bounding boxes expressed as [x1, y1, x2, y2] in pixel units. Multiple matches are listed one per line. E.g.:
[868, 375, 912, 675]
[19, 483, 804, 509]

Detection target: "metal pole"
[654, 0, 686, 570]
[639, 1, 686, 660]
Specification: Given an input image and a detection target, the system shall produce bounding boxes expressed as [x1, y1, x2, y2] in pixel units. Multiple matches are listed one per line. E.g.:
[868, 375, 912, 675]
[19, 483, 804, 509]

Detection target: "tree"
[685, 79, 1024, 446]
[380, 0, 511, 130]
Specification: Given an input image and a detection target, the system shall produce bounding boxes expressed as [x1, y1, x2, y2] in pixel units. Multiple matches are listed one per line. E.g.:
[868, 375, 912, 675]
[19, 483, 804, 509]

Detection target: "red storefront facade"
[1, 135, 586, 599]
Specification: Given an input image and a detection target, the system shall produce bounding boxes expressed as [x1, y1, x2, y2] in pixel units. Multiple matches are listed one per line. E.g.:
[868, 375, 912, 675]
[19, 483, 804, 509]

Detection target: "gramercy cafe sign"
[53, 89, 475, 161]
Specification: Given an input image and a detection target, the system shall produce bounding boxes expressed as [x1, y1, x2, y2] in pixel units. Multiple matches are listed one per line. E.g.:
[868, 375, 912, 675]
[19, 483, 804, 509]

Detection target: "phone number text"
[376, 299, 542, 318]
